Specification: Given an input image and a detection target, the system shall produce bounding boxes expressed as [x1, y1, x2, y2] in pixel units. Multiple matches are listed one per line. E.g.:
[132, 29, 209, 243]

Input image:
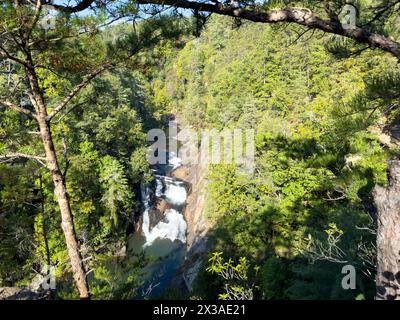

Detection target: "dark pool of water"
[128, 232, 186, 298]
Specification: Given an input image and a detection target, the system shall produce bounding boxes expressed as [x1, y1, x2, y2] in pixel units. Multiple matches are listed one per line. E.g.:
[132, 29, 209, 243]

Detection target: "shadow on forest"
[194, 131, 379, 299]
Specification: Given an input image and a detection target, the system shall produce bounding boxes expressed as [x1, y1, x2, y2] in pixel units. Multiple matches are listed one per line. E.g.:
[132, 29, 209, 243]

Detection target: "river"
[128, 152, 189, 298]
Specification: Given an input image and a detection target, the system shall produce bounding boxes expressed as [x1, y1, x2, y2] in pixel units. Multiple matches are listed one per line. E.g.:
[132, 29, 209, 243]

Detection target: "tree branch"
[0, 152, 46, 166]
[363, 0, 400, 27]
[46, 62, 114, 121]
[33, 0, 400, 59]
[0, 99, 37, 119]
[26, 0, 43, 41]
[0, 44, 30, 68]
[42, 0, 96, 13]
[140, 0, 400, 59]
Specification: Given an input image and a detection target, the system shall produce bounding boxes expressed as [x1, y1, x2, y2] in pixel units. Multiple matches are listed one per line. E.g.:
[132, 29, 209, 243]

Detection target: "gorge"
[128, 149, 208, 298]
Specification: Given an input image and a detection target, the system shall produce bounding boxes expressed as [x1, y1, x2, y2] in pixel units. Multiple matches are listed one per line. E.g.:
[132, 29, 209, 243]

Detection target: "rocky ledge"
[171, 162, 212, 291]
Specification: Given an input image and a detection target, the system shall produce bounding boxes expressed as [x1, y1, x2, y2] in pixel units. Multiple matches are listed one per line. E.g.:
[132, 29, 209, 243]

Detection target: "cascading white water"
[141, 184, 151, 209]
[164, 182, 187, 206]
[131, 131, 191, 297]
[142, 208, 187, 247]
[168, 152, 182, 170]
[140, 153, 188, 248]
[155, 179, 163, 198]
[140, 184, 153, 246]
[155, 175, 187, 207]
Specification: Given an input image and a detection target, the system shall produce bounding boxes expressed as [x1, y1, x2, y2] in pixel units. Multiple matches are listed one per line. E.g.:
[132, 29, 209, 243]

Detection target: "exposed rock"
[171, 161, 212, 291]
[148, 198, 172, 229]
[149, 208, 164, 229]
[0, 287, 50, 300]
[378, 132, 393, 147]
[134, 214, 143, 234]
[171, 166, 190, 180]
[155, 198, 171, 215]
[183, 256, 203, 291]
[368, 118, 400, 149]
[145, 198, 172, 230]
[174, 163, 210, 249]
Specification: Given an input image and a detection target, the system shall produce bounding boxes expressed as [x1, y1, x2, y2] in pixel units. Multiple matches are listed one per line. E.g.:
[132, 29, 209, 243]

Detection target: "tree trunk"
[373, 160, 400, 300]
[37, 117, 90, 299]
[39, 175, 51, 267]
[25, 64, 90, 299]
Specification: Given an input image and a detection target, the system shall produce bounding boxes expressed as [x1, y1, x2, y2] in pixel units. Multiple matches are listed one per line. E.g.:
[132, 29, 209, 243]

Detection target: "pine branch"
[46, 62, 114, 121]
[0, 99, 37, 119]
[32, 0, 400, 59]
[0, 44, 30, 68]
[42, 0, 96, 13]
[25, 0, 43, 41]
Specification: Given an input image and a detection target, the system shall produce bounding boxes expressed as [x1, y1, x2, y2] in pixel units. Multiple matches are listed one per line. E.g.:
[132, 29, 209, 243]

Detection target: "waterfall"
[165, 183, 187, 206]
[141, 184, 151, 210]
[130, 128, 191, 297]
[155, 179, 163, 198]
[142, 209, 187, 247]
[154, 175, 187, 207]
[140, 184, 152, 246]
[140, 153, 188, 248]
[168, 151, 182, 170]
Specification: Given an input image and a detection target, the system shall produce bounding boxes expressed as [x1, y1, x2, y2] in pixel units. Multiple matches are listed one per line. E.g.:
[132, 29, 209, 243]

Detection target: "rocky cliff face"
[171, 162, 211, 291]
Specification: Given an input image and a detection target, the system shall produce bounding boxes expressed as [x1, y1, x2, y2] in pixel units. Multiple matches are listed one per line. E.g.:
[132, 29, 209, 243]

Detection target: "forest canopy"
[1, 0, 400, 300]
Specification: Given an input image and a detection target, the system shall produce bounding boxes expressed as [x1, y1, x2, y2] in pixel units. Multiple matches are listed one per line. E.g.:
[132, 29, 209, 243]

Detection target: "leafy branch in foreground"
[207, 252, 257, 300]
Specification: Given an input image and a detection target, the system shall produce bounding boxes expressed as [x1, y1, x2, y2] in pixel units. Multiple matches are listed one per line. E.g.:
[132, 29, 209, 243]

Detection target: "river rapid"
[128, 152, 189, 298]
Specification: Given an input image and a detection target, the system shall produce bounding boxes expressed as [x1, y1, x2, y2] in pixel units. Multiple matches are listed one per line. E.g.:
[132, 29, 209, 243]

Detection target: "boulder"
[171, 166, 189, 180]
[155, 198, 170, 214]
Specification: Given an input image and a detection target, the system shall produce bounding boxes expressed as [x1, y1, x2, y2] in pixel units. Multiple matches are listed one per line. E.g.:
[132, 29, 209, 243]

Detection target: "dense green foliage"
[0, 15, 177, 297]
[0, 3, 192, 298]
[1, 0, 400, 300]
[0, 67, 153, 298]
[151, 15, 400, 299]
